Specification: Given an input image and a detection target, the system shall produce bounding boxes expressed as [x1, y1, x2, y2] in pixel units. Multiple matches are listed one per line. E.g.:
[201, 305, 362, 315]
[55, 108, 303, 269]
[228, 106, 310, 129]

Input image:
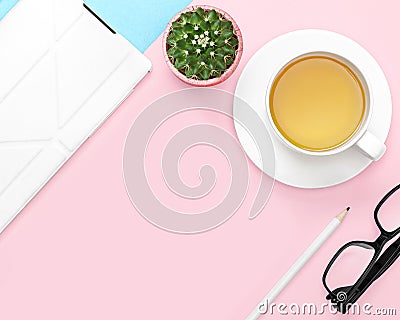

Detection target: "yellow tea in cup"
[269, 55, 365, 152]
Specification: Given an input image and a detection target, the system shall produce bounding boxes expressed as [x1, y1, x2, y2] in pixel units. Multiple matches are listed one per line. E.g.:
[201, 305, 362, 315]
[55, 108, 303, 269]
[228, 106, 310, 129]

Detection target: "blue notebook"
[0, 0, 191, 52]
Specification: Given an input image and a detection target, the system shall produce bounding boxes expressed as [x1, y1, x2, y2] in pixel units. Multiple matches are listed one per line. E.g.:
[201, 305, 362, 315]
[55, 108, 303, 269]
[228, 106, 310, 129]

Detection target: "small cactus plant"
[166, 7, 240, 82]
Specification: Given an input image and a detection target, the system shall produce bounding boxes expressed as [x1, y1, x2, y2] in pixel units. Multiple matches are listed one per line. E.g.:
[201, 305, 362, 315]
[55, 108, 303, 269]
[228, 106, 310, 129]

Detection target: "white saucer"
[234, 29, 392, 188]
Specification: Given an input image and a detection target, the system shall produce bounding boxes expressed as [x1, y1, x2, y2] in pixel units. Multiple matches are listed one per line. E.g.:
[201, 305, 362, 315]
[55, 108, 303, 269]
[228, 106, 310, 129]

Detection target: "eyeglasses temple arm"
[348, 239, 400, 304]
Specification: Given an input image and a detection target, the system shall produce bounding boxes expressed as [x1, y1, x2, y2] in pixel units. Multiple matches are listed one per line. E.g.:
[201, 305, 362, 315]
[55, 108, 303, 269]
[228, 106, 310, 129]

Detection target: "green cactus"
[166, 7, 239, 81]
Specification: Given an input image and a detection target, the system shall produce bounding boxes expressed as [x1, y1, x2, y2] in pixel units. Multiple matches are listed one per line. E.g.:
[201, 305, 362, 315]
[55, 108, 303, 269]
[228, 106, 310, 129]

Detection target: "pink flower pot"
[163, 5, 243, 87]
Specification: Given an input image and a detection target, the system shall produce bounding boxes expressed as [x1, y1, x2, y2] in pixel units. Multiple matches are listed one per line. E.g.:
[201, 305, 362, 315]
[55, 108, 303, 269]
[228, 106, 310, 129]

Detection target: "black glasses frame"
[322, 184, 400, 313]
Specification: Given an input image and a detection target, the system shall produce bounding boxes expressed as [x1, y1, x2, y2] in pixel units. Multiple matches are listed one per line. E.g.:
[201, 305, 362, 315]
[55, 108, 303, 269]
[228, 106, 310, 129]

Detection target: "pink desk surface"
[0, 0, 399, 319]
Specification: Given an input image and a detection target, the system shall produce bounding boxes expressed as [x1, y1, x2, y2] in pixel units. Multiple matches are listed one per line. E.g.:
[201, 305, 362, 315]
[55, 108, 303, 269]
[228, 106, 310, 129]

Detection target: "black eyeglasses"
[322, 184, 400, 313]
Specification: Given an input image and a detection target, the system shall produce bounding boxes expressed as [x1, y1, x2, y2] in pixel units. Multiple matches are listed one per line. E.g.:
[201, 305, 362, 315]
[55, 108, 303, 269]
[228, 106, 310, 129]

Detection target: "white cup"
[266, 52, 386, 161]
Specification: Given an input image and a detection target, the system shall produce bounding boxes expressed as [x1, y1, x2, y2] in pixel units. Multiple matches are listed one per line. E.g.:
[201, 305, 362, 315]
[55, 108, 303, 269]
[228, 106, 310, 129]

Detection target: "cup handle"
[355, 131, 386, 161]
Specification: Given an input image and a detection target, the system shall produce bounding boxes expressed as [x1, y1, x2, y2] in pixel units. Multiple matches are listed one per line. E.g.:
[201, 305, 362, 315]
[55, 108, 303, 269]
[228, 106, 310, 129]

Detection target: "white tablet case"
[0, 0, 152, 232]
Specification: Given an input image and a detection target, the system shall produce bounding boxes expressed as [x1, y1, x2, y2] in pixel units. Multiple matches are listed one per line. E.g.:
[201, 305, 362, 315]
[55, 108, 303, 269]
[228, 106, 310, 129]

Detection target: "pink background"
[1, 0, 400, 319]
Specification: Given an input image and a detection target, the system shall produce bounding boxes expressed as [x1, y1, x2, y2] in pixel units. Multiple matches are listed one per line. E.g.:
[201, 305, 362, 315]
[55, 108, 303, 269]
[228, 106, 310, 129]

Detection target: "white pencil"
[246, 207, 350, 320]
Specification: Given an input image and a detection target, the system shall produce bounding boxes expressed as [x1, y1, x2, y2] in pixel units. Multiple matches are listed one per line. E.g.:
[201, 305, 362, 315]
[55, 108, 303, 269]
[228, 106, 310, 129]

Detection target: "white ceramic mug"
[266, 52, 386, 161]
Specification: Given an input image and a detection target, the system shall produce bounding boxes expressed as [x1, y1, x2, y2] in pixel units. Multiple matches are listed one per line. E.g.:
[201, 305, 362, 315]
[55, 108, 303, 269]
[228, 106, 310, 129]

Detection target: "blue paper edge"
[0, 0, 191, 52]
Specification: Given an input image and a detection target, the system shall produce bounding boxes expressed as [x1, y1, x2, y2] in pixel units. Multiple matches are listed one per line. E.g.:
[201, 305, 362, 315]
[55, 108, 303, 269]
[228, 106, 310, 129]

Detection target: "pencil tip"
[336, 208, 350, 222]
